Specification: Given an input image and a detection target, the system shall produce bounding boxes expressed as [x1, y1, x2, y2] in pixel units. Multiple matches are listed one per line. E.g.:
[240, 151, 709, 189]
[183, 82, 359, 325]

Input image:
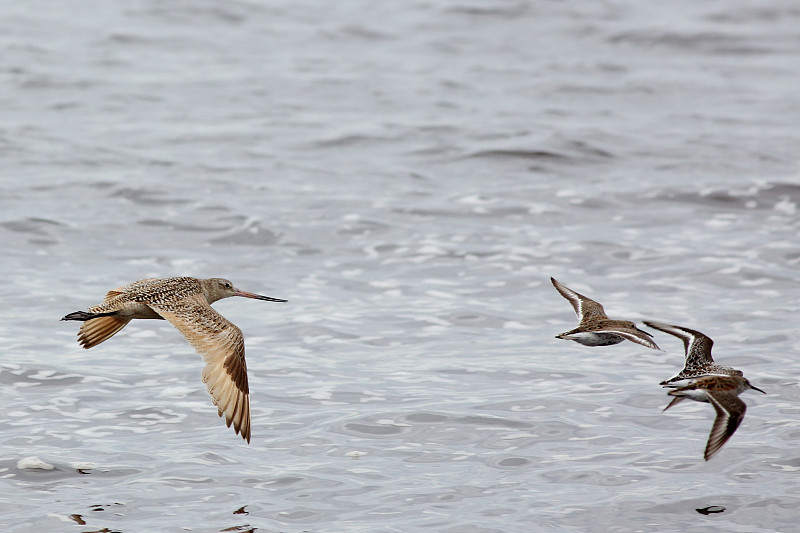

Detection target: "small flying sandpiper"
[550, 277, 660, 350]
[663, 374, 765, 460]
[62, 276, 287, 443]
[643, 321, 743, 385]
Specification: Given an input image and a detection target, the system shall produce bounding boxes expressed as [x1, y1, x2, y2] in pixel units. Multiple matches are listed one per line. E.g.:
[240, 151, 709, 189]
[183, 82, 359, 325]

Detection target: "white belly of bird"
[564, 331, 624, 346]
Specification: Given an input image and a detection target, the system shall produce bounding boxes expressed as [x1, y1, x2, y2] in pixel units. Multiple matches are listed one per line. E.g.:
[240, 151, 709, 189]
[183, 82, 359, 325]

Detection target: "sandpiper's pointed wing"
[644, 321, 713, 368]
[660, 371, 695, 386]
[662, 394, 686, 411]
[551, 277, 608, 320]
[703, 391, 746, 461]
[597, 326, 661, 350]
[148, 295, 251, 443]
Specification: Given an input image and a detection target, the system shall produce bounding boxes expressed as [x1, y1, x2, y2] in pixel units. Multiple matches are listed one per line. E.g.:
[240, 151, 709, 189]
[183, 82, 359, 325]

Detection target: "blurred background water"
[1, 1, 799, 532]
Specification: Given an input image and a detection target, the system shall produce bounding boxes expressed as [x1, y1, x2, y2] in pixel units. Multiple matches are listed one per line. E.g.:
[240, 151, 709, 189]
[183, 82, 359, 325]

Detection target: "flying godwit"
[550, 277, 660, 350]
[61, 276, 287, 443]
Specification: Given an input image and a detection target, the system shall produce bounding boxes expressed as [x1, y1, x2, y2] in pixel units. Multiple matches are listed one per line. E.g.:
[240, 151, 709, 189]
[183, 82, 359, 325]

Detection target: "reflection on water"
[696, 505, 726, 515]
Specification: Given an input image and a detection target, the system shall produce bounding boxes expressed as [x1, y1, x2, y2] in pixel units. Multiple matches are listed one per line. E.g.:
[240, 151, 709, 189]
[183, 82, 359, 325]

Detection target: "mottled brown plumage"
[643, 321, 743, 385]
[663, 374, 764, 460]
[551, 277, 660, 350]
[62, 277, 286, 443]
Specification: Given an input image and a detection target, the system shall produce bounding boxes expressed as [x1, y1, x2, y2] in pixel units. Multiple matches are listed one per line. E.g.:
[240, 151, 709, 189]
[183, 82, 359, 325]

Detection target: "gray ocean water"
[2, 1, 800, 532]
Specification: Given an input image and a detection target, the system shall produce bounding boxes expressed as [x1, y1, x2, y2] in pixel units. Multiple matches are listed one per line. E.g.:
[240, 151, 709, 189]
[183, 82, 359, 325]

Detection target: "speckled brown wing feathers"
[148, 294, 251, 443]
[602, 327, 661, 351]
[550, 277, 608, 321]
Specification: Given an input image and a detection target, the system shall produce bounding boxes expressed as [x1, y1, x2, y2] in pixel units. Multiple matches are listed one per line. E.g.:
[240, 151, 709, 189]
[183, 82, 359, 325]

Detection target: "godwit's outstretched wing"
[148, 295, 251, 443]
[551, 277, 608, 320]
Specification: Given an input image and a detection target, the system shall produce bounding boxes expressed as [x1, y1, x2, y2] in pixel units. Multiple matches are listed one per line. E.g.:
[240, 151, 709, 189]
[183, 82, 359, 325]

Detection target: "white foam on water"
[17, 457, 55, 470]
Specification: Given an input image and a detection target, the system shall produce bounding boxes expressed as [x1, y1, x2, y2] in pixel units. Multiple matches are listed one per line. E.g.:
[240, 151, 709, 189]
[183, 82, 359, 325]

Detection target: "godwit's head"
[201, 278, 287, 305]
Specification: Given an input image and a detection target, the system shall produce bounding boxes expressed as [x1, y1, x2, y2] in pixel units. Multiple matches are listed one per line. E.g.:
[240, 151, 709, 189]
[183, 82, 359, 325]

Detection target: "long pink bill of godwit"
[61, 276, 287, 444]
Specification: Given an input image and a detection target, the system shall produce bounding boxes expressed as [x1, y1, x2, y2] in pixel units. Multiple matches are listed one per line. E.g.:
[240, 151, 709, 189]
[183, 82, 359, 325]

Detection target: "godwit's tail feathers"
[77, 316, 132, 349]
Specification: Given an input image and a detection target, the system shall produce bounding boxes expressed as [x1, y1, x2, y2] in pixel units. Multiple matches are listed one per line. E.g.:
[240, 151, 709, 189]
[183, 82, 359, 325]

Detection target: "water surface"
[1, 1, 799, 532]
